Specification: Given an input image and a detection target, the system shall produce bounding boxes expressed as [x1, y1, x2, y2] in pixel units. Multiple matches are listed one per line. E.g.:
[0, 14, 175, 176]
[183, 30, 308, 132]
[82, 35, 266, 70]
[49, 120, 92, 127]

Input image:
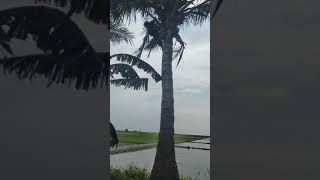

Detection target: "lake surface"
[111, 138, 210, 179]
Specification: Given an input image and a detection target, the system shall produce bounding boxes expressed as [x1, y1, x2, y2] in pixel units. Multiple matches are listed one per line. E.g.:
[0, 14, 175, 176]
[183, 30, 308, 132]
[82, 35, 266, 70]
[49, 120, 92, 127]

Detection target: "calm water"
[111, 139, 210, 179]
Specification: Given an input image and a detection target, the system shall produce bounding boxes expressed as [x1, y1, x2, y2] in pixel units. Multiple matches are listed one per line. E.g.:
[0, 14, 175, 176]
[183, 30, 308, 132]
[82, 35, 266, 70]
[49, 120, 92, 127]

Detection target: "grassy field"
[117, 131, 208, 145]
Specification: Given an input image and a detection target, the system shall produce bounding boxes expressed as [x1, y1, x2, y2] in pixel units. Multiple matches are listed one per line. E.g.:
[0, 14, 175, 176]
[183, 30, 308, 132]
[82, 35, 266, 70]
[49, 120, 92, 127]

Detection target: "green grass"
[111, 165, 200, 180]
[117, 131, 208, 145]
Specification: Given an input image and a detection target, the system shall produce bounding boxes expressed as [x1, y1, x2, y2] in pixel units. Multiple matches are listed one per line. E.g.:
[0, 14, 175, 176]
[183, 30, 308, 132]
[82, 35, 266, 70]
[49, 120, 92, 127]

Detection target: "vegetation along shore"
[111, 131, 209, 154]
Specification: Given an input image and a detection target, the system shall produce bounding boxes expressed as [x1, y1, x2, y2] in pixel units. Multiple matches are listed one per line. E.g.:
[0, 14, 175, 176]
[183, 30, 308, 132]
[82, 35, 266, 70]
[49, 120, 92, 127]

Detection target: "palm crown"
[112, 0, 222, 65]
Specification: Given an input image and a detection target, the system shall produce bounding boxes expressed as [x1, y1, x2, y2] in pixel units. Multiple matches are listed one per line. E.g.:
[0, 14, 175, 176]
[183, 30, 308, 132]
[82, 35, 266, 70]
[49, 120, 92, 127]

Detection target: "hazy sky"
[111, 17, 210, 136]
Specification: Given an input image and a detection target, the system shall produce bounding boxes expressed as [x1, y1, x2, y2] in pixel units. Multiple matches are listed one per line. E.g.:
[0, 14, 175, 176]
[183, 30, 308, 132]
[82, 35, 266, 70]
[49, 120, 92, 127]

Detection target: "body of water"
[111, 138, 210, 179]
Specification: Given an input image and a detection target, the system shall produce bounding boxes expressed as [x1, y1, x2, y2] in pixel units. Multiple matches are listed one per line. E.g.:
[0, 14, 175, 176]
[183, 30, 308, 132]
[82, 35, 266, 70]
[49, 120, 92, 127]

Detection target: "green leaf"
[110, 53, 161, 82]
[110, 78, 149, 91]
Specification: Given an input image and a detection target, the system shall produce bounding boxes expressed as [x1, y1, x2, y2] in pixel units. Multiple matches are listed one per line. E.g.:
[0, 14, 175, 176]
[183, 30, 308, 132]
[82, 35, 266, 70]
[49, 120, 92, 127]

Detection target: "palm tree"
[0, 4, 161, 147]
[111, 0, 223, 179]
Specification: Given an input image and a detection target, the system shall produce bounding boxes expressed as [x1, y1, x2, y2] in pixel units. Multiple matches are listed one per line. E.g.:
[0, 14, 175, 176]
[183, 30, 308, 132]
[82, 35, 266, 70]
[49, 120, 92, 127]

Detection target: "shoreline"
[110, 143, 157, 155]
[111, 137, 209, 155]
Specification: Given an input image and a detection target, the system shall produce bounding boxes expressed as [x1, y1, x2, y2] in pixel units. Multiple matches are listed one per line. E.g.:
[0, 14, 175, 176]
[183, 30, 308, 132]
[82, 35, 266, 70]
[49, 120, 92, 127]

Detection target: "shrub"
[111, 165, 149, 180]
[110, 165, 199, 180]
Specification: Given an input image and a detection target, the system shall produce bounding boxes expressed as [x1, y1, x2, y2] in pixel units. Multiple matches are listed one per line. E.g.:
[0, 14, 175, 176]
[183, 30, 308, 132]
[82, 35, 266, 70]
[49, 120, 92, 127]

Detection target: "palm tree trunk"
[150, 31, 180, 180]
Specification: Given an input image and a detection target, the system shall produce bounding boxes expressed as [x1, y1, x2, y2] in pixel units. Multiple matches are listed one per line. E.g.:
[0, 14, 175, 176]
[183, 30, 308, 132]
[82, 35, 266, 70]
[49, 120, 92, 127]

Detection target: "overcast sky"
[110, 17, 210, 136]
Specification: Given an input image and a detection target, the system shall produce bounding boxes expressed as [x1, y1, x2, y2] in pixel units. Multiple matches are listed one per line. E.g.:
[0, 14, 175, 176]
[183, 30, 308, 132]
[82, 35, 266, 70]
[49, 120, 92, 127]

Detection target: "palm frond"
[145, 37, 160, 50]
[111, 0, 158, 23]
[0, 6, 95, 55]
[173, 32, 186, 66]
[110, 78, 148, 91]
[0, 53, 107, 90]
[135, 33, 150, 58]
[144, 36, 163, 58]
[110, 53, 161, 82]
[0, 52, 156, 92]
[178, 0, 195, 12]
[0, 6, 104, 90]
[182, 0, 210, 25]
[144, 30, 165, 52]
[35, 0, 107, 24]
[110, 63, 139, 79]
[173, 44, 185, 67]
[0, 6, 162, 92]
[110, 20, 134, 45]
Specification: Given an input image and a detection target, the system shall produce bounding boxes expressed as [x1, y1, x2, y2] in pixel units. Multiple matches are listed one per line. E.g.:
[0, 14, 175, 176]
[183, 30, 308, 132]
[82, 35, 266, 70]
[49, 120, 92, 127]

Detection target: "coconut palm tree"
[111, 0, 223, 179]
[0, 4, 161, 147]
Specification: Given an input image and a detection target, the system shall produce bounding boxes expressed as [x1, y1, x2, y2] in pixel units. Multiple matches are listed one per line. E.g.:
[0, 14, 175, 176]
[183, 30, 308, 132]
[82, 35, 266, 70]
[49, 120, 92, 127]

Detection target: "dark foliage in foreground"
[0, 2, 162, 148]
